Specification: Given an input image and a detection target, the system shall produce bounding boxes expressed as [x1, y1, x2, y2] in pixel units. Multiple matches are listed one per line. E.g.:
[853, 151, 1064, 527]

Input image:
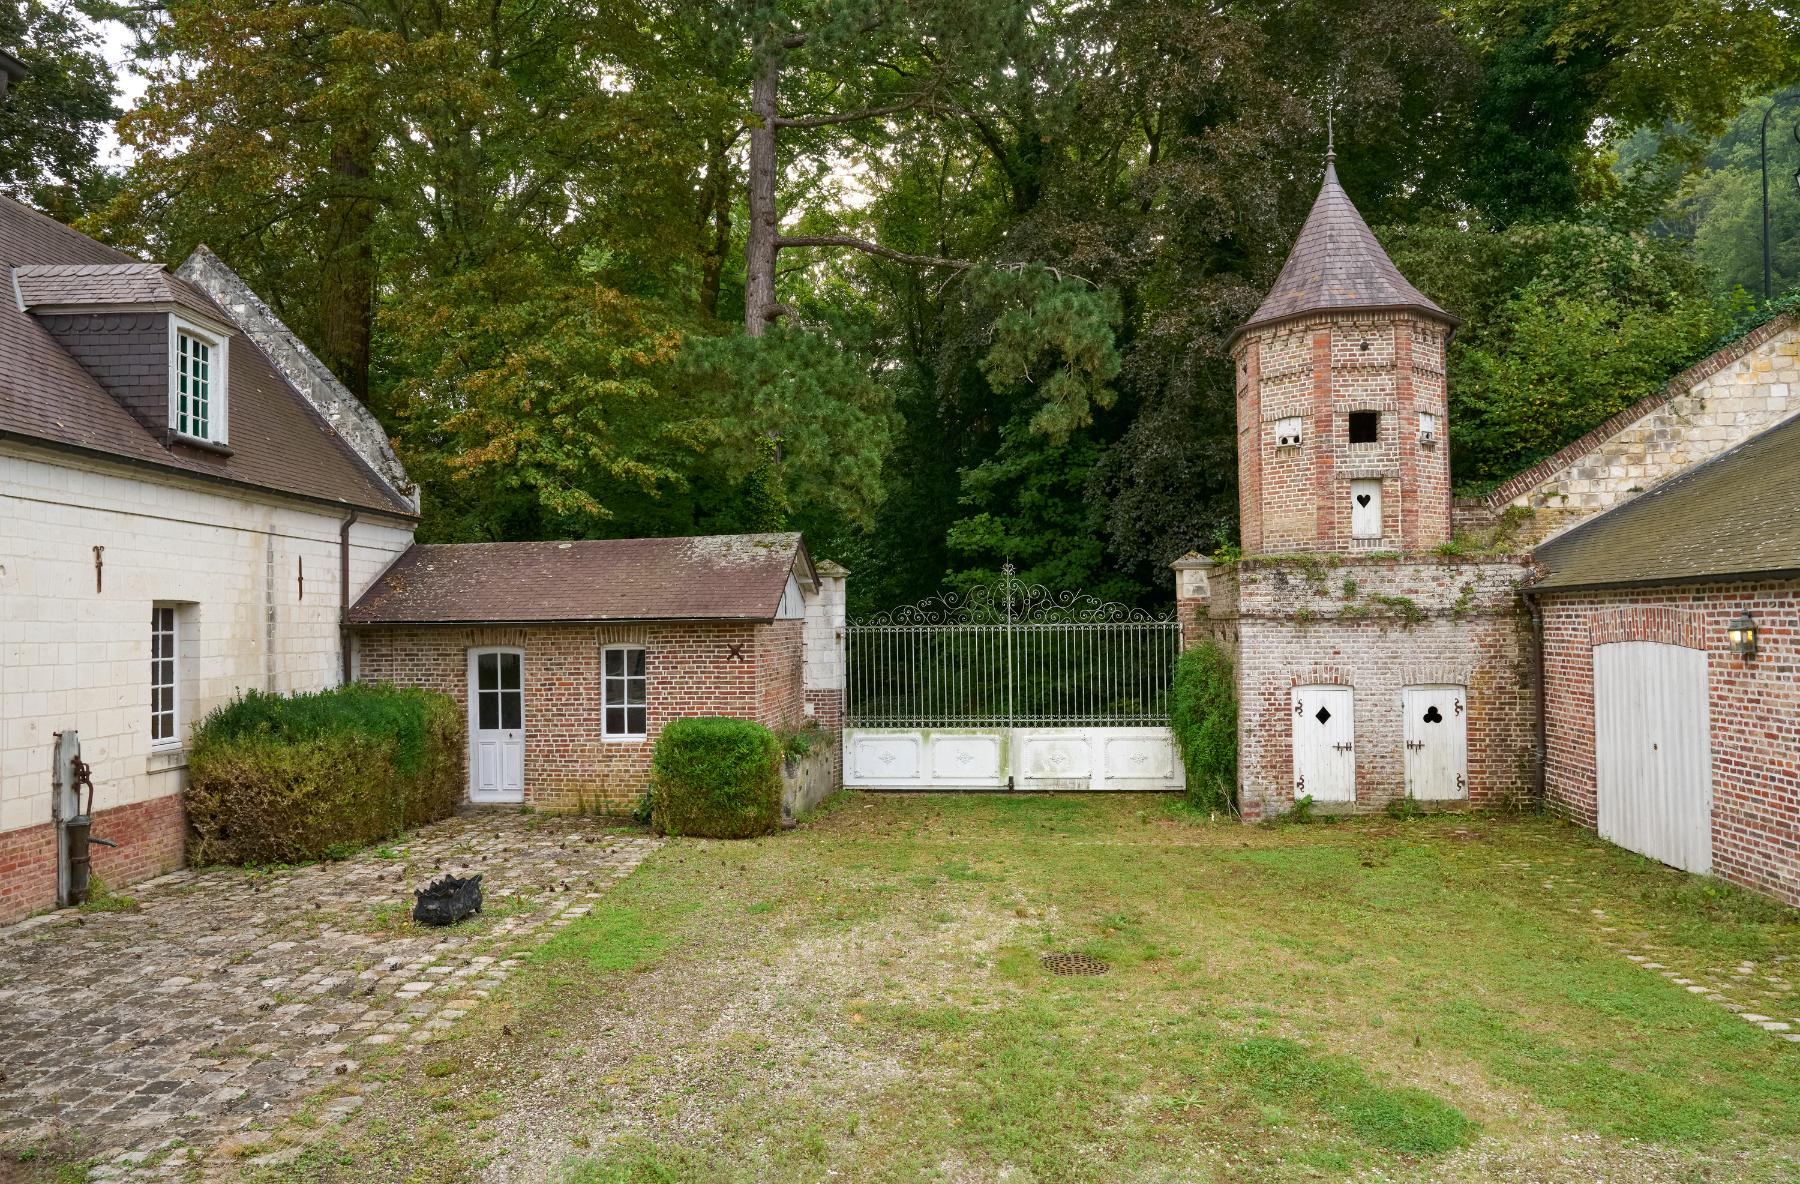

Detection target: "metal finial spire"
[1326, 104, 1335, 163]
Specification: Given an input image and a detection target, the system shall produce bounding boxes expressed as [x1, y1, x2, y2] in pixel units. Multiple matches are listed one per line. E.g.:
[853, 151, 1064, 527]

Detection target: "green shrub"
[650, 717, 782, 839]
[1169, 641, 1237, 814]
[187, 684, 462, 865]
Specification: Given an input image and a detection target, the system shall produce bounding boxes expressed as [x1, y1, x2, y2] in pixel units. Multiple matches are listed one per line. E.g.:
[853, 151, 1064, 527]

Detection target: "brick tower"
[1228, 151, 1459, 555]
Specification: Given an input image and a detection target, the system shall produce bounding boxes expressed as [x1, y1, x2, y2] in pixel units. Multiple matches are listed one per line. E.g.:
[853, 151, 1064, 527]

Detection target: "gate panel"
[1595, 642, 1712, 874]
[845, 568, 1184, 791]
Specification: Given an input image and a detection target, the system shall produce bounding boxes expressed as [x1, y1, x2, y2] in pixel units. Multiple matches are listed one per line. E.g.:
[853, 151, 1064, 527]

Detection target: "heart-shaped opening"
[1355, 493, 1371, 507]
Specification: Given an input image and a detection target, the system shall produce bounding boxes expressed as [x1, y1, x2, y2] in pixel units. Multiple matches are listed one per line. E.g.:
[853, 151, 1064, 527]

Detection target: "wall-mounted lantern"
[1728, 610, 1759, 658]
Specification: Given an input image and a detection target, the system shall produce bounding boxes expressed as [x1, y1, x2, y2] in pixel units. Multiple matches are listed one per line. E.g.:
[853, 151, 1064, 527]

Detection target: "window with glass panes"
[175, 330, 212, 439]
[150, 606, 177, 745]
[603, 646, 646, 737]
[475, 650, 523, 731]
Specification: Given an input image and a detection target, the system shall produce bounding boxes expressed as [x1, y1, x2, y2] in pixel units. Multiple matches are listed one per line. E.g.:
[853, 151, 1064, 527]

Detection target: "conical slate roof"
[1230, 155, 1456, 346]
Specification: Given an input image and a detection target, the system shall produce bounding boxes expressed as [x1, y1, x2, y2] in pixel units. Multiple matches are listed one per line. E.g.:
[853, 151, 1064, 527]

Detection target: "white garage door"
[1594, 642, 1712, 875]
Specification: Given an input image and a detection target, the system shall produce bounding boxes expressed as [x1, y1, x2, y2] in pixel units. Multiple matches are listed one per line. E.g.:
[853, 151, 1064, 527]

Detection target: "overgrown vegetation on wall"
[1170, 642, 1237, 814]
[650, 717, 783, 839]
[187, 685, 462, 865]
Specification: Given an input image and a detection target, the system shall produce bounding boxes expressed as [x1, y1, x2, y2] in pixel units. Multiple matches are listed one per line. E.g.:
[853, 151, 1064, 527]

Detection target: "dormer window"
[170, 316, 227, 445]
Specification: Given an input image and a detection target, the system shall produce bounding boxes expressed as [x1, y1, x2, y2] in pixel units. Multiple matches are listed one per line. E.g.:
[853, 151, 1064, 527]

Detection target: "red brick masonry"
[355, 619, 807, 813]
[0, 792, 187, 924]
[1541, 579, 1800, 907]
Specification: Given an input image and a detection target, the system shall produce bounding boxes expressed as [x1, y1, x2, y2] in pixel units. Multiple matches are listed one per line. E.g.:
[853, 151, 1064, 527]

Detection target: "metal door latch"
[1333, 742, 1353, 752]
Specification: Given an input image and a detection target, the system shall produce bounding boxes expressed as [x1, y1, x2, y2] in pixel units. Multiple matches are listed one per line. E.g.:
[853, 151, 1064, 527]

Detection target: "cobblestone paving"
[0, 811, 658, 1180]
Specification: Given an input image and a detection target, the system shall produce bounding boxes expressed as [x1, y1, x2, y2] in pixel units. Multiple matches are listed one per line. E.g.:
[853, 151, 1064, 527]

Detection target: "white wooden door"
[1594, 642, 1712, 874]
[1404, 684, 1467, 801]
[1292, 685, 1355, 802]
[468, 648, 525, 803]
[1350, 479, 1382, 538]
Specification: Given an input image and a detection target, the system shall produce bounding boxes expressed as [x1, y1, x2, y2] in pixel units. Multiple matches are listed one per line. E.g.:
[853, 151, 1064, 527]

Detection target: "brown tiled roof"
[1532, 413, 1800, 591]
[348, 534, 816, 624]
[1230, 156, 1455, 346]
[0, 196, 413, 517]
[14, 262, 225, 323]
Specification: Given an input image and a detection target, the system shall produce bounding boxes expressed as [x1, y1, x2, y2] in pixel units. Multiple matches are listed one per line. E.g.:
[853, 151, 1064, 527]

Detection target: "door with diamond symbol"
[1292, 685, 1355, 802]
[1403, 684, 1467, 801]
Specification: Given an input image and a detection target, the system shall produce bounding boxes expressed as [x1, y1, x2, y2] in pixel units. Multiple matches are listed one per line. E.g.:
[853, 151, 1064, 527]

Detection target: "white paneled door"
[468, 648, 525, 803]
[1594, 642, 1712, 874]
[1292, 685, 1355, 802]
[1403, 684, 1467, 801]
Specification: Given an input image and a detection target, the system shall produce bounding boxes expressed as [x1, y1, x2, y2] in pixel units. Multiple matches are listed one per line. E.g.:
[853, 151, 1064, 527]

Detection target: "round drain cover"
[1040, 952, 1110, 976]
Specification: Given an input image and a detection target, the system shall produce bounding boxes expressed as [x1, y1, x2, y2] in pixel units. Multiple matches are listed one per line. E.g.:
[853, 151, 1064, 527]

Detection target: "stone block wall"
[1233, 311, 1452, 556]
[1540, 579, 1800, 907]
[354, 618, 809, 813]
[1204, 555, 1536, 820]
[1487, 315, 1800, 545]
[0, 441, 413, 922]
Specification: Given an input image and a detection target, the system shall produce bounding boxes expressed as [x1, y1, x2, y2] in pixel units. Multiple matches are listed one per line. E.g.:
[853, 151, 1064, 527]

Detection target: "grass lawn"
[255, 794, 1800, 1183]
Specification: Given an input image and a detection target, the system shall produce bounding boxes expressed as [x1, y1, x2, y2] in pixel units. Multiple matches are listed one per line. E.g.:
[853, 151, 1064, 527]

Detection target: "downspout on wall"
[1522, 584, 1547, 813]
[339, 510, 360, 684]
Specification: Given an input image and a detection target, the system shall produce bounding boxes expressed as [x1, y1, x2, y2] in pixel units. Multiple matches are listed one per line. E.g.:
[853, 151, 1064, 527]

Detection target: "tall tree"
[0, 0, 117, 220]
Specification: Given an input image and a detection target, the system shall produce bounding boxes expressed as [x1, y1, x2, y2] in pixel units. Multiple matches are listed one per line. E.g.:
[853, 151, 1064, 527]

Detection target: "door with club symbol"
[1292, 685, 1355, 802]
[1403, 684, 1467, 801]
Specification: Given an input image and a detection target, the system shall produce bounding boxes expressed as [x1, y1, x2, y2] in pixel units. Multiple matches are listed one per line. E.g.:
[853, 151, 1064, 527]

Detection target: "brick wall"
[1204, 556, 1536, 820]
[1489, 316, 1800, 545]
[0, 790, 187, 923]
[1, 440, 413, 921]
[1541, 579, 1800, 907]
[355, 618, 808, 813]
[1233, 311, 1451, 556]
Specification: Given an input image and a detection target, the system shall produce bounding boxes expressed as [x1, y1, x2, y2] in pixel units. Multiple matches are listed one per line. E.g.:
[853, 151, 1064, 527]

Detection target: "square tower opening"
[1348, 410, 1380, 444]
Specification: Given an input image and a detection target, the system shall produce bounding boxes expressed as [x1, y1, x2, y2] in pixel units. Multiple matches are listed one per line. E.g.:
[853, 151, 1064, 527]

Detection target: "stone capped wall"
[1540, 579, 1800, 907]
[1487, 315, 1800, 545]
[354, 619, 807, 813]
[1205, 555, 1536, 820]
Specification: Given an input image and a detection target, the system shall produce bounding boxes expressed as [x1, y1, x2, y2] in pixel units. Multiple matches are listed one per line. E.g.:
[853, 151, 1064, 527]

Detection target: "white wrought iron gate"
[843, 567, 1185, 791]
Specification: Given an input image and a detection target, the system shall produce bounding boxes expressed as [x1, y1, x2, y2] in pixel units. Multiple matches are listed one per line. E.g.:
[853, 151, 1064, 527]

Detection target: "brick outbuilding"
[348, 533, 846, 813]
[1532, 417, 1800, 907]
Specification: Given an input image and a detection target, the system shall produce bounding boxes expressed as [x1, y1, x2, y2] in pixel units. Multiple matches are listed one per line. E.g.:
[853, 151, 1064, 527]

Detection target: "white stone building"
[0, 197, 418, 921]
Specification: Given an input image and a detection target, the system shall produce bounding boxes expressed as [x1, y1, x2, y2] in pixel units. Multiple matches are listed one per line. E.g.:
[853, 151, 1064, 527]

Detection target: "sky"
[92, 14, 144, 166]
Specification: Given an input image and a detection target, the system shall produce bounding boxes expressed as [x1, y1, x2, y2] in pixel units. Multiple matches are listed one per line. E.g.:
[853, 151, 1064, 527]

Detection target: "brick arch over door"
[1586, 607, 1707, 650]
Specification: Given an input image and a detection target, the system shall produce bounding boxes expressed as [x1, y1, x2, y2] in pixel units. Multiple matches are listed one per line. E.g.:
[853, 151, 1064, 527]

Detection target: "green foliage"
[1225, 1036, 1477, 1155]
[187, 685, 462, 865]
[649, 717, 783, 839]
[1169, 642, 1236, 814]
[0, 0, 117, 219]
[1385, 218, 1730, 490]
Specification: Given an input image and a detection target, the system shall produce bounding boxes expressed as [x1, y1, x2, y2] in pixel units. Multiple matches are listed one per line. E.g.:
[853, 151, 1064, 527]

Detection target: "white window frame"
[169, 314, 229, 445]
[602, 645, 648, 740]
[150, 604, 180, 750]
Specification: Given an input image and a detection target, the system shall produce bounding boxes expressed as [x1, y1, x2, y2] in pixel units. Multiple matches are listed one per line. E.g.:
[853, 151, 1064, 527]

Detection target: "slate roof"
[13, 262, 226, 324]
[348, 534, 817, 625]
[1532, 412, 1800, 592]
[0, 196, 414, 517]
[1230, 155, 1456, 346]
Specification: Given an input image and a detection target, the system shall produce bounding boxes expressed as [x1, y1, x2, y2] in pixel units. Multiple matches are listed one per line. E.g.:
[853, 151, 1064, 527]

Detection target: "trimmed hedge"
[187, 684, 463, 865]
[650, 717, 782, 839]
[1170, 641, 1237, 814]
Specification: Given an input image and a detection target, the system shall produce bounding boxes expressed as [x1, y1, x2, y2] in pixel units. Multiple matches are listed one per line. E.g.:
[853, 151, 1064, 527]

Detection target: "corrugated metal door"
[1292, 685, 1355, 802]
[1594, 642, 1712, 874]
[1404, 684, 1467, 800]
